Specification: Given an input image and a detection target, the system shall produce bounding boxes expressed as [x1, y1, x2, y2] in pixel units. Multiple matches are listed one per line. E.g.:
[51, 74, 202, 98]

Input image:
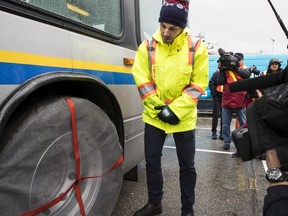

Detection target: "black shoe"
[219, 135, 223, 140]
[133, 203, 162, 216]
[223, 143, 230, 150]
[211, 133, 217, 140]
[232, 151, 240, 157]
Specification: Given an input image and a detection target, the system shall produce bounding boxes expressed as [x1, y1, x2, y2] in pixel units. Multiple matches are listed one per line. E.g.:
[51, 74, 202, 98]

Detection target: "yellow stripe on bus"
[72, 59, 131, 73]
[0, 50, 72, 68]
[0, 50, 132, 73]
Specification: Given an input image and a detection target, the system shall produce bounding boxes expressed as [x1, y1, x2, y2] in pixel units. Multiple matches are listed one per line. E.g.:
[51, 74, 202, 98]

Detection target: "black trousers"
[211, 98, 222, 135]
[144, 124, 196, 213]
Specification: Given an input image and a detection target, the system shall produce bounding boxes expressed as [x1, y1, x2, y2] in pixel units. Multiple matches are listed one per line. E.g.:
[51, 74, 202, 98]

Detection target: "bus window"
[21, 0, 122, 35]
[138, 0, 163, 41]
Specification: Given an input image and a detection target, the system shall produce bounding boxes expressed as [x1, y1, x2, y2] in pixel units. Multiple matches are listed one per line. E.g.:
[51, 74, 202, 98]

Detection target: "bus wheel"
[0, 96, 123, 216]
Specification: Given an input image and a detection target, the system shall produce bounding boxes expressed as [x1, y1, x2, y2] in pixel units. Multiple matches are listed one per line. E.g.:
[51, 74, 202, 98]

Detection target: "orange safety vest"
[216, 71, 242, 92]
[146, 35, 201, 72]
[225, 70, 243, 83]
[137, 36, 202, 103]
[216, 64, 246, 92]
[217, 85, 223, 92]
[143, 36, 202, 104]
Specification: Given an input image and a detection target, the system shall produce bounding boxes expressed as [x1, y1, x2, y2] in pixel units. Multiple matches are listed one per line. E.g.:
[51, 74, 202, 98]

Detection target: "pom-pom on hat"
[158, 0, 190, 29]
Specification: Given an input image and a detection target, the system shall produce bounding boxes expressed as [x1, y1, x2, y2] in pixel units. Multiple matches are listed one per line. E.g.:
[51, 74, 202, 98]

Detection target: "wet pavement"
[111, 117, 268, 216]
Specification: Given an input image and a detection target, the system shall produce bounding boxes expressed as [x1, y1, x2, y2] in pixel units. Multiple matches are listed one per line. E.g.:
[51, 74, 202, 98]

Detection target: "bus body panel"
[0, 2, 145, 176]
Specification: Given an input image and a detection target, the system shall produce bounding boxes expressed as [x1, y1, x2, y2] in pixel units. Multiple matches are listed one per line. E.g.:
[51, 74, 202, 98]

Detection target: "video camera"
[217, 48, 239, 70]
[218, 48, 261, 76]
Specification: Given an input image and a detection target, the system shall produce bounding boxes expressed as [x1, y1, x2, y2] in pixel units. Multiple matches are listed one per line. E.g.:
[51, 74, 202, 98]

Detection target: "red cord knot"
[75, 179, 80, 185]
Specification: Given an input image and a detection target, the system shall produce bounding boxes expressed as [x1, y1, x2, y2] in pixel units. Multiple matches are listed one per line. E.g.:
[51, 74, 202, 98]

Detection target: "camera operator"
[230, 66, 288, 216]
[217, 50, 257, 151]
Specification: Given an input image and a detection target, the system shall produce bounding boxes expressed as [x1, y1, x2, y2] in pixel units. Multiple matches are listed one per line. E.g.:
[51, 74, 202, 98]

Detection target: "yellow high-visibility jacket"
[132, 28, 209, 133]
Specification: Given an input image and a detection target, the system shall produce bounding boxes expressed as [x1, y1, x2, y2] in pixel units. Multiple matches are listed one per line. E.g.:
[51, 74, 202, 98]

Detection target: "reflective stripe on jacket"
[221, 69, 246, 109]
[132, 28, 209, 133]
[225, 70, 243, 83]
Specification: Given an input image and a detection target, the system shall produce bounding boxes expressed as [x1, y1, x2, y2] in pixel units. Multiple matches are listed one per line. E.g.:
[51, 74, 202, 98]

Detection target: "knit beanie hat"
[158, 0, 190, 29]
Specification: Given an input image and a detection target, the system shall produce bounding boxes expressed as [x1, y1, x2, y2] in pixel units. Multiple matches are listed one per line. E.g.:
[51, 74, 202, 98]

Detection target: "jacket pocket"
[151, 65, 164, 82]
[177, 68, 192, 87]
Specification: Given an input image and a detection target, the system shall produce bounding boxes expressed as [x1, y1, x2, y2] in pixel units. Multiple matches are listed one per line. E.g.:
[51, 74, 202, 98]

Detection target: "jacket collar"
[152, 27, 191, 50]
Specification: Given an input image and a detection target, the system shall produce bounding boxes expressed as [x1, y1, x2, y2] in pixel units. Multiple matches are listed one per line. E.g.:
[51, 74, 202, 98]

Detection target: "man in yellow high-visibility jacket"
[132, 1, 208, 216]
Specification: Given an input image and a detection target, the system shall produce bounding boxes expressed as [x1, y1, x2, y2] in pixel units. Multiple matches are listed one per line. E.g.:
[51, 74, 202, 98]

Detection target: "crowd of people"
[131, 0, 288, 215]
[209, 54, 283, 154]
[208, 51, 288, 215]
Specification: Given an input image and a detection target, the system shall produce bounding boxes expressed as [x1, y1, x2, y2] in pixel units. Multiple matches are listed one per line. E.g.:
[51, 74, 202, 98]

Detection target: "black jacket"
[263, 185, 288, 216]
[208, 70, 222, 102]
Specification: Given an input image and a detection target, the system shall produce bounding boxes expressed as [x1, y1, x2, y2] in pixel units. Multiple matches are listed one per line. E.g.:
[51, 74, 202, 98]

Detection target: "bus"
[0, 0, 162, 215]
[198, 53, 288, 111]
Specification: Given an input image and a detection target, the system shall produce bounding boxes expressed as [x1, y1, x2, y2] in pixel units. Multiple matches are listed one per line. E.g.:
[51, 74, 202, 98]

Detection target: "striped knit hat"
[158, 0, 190, 29]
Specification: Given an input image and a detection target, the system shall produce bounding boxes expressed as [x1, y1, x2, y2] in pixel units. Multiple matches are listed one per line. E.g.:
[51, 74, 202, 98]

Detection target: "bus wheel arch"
[0, 71, 125, 146]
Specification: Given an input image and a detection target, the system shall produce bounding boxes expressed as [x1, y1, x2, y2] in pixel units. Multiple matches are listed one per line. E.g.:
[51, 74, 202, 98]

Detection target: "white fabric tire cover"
[0, 97, 123, 216]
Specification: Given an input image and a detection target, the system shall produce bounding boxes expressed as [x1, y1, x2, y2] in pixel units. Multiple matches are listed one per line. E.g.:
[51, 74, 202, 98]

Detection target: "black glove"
[154, 105, 179, 125]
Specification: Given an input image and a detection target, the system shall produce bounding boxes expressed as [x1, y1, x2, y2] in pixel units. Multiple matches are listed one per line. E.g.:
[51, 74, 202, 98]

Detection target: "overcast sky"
[188, 0, 288, 54]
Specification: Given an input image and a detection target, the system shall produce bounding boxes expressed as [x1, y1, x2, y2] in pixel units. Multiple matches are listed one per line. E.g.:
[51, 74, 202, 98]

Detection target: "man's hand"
[154, 105, 179, 125]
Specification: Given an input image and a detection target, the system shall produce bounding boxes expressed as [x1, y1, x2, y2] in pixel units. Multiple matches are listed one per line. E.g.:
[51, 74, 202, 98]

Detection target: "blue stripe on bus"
[0, 62, 135, 85]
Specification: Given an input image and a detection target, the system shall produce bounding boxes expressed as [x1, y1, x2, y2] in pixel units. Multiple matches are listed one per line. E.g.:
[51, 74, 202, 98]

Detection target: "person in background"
[217, 52, 252, 151]
[261, 58, 283, 76]
[234, 53, 246, 69]
[208, 64, 223, 140]
[132, 1, 209, 216]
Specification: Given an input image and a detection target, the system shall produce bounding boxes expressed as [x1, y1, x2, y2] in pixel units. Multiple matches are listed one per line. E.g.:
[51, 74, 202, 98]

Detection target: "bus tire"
[0, 96, 123, 216]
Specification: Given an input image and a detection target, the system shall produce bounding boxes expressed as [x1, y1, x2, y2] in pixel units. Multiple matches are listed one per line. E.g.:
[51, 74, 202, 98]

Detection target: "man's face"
[160, 22, 183, 44]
